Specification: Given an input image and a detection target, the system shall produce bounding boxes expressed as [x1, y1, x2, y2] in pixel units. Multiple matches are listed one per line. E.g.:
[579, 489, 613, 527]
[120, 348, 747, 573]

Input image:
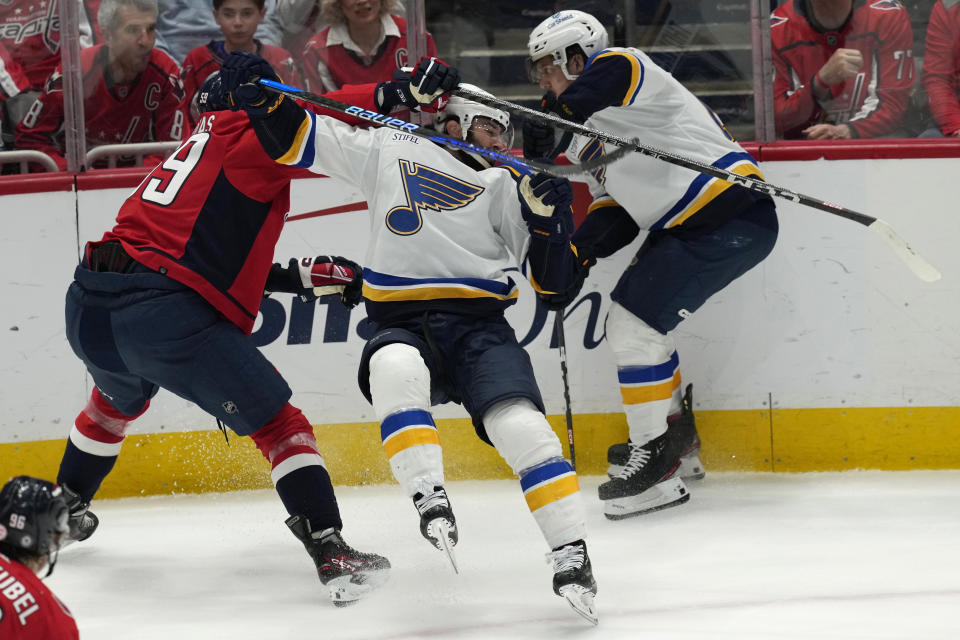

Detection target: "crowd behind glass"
[1, 0, 958, 173]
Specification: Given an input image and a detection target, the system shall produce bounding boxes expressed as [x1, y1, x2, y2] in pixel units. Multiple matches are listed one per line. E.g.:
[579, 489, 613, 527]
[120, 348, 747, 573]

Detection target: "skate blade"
[326, 568, 390, 607]
[428, 518, 459, 574]
[558, 584, 598, 625]
[678, 454, 705, 481]
[604, 476, 689, 520]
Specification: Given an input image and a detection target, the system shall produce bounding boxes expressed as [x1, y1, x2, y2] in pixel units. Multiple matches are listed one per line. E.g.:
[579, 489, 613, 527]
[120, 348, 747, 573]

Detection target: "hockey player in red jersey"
[301, 0, 437, 93]
[922, 0, 960, 136]
[15, 0, 185, 170]
[0, 476, 79, 640]
[181, 0, 300, 126]
[0, 0, 95, 92]
[771, 0, 915, 139]
[49, 64, 439, 605]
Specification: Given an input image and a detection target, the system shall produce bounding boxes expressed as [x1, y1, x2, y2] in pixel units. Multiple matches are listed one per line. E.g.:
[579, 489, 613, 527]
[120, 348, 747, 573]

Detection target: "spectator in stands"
[155, 0, 280, 64]
[1, 41, 31, 150]
[15, 0, 185, 171]
[770, 0, 915, 139]
[262, 0, 325, 56]
[0, 1, 96, 92]
[181, 0, 299, 127]
[301, 0, 434, 93]
[922, 0, 960, 136]
[0, 0, 96, 141]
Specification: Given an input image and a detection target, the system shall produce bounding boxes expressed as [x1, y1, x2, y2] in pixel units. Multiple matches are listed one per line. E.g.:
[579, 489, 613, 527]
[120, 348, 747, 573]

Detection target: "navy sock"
[57, 440, 118, 503]
[275, 465, 342, 531]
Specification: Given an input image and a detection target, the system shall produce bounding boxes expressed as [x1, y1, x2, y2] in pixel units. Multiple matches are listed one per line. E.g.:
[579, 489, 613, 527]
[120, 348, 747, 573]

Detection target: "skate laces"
[413, 487, 449, 516]
[615, 443, 652, 478]
[547, 542, 585, 573]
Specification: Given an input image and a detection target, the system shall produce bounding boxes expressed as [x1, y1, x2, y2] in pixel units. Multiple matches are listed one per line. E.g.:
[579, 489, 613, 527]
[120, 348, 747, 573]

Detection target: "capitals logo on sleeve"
[386, 159, 485, 235]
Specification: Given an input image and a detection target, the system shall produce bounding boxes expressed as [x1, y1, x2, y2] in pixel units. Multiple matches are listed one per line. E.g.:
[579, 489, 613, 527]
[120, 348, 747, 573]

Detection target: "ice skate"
[598, 432, 689, 520]
[60, 484, 99, 547]
[608, 383, 705, 481]
[413, 485, 459, 573]
[286, 515, 391, 607]
[547, 539, 598, 625]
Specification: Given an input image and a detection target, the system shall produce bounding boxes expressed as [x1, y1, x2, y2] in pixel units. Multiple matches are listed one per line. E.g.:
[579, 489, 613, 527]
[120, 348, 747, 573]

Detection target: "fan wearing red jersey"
[301, 0, 437, 93]
[14, 0, 186, 170]
[181, 0, 300, 126]
[0, 0, 95, 92]
[771, 0, 915, 139]
[0, 40, 31, 148]
[922, 0, 960, 136]
[0, 476, 79, 640]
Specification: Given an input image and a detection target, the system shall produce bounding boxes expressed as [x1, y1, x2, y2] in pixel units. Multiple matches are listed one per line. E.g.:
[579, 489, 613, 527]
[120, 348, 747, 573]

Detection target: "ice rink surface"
[49, 472, 960, 639]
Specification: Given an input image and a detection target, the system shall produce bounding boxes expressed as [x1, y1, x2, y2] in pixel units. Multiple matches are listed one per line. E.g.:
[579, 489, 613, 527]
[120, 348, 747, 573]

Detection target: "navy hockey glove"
[265, 256, 363, 307]
[523, 92, 558, 160]
[375, 58, 459, 114]
[518, 173, 575, 240]
[537, 252, 594, 311]
[220, 51, 284, 118]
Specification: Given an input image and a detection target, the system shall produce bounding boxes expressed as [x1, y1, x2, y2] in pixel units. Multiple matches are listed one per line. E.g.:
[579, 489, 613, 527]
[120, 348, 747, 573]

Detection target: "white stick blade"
[868, 220, 942, 282]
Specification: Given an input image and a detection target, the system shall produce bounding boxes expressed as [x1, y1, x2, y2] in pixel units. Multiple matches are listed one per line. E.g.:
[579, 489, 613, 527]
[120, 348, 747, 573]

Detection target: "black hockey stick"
[452, 86, 942, 283]
[554, 310, 576, 470]
[256, 78, 631, 178]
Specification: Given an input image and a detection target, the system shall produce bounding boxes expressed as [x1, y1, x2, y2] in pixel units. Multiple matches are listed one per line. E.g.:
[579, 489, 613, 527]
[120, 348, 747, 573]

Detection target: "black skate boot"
[607, 384, 705, 481]
[286, 515, 391, 607]
[413, 485, 458, 573]
[547, 539, 598, 625]
[60, 484, 99, 545]
[598, 431, 689, 520]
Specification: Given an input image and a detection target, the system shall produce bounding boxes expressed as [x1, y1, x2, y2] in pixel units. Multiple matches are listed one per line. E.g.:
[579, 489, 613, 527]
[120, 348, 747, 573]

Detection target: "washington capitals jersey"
[181, 40, 299, 126]
[557, 47, 766, 234]
[0, 40, 29, 101]
[15, 44, 185, 170]
[922, 0, 960, 134]
[263, 106, 564, 323]
[301, 15, 436, 93]
[0, 552, 79, 640]
[95, 85, 381, 333]
[771, 0, 914, 138]
[0, 0, 94, 90]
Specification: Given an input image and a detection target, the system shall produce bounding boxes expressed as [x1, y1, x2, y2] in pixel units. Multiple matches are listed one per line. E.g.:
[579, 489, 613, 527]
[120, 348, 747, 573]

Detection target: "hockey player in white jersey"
[522, 10, 780, 519]
[219, 52, 598, 623]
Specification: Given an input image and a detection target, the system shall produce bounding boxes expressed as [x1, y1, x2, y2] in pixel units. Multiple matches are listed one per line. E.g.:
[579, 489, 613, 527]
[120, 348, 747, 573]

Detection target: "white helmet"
[528, 10, 609, 80]
[436, 83, 513, 168]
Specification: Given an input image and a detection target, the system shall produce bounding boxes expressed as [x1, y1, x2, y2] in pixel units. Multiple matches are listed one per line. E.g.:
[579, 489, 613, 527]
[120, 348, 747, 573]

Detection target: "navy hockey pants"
[65, 263, 291, 434]
[612, 197, 779, 334]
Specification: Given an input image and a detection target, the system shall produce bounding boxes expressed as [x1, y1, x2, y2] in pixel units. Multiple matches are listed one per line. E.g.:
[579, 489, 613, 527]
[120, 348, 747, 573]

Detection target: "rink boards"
[1, 155, 958, 496]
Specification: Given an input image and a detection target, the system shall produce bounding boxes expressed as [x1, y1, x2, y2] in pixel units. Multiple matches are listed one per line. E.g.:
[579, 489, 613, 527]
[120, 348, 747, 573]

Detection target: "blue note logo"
[386, 160, 485, 235]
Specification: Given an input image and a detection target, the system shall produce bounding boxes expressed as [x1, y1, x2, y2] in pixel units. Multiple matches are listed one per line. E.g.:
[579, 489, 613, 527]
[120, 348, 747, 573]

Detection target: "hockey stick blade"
[453, 87, 941, 282]
[867, 219, 941, 282]
[255, 78, 621, 178]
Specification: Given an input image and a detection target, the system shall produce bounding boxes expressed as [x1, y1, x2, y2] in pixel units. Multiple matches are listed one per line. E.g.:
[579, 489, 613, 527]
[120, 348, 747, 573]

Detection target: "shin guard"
[606, 302, 683, 445]
[251, 403, 341, 531]
[369, 344, 444, 495]
[58, 389, 146, 502]
[483, 398, 586, 549]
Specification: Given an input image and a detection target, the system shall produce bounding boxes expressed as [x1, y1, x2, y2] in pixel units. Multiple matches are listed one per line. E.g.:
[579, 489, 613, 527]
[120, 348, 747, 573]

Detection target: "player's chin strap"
[254, 78, 631, 178]
[452, 86, 942, 283]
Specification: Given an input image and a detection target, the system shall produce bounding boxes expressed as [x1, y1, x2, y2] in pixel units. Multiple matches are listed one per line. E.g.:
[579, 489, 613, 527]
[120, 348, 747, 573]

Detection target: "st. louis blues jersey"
[558, 46, 767, 234]
[257, 104, 569, 323]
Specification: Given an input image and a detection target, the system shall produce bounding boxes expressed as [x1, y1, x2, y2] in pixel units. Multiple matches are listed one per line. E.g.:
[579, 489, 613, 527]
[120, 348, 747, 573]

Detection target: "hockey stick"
[255, 78, 631, 178]
[453, 86, 942, 283]
[554, 310, 576, 470]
